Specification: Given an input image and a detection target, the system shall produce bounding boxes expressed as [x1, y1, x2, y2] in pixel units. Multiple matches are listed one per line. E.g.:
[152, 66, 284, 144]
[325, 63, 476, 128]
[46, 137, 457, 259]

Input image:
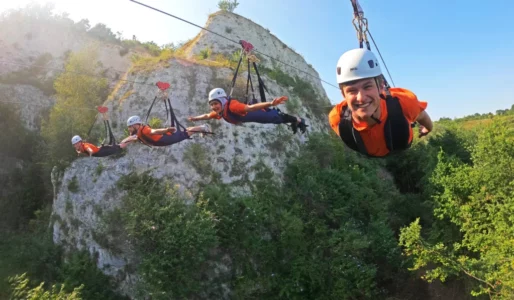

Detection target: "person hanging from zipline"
[328, 48, 433, 157]
[121, 115, 212, 147]
[121, 81, 214, 147]
[187, 87, 308, 134]
[71, 134, 129, 157]
[188, 40, 307, 134]
[71, 107, 129, 157]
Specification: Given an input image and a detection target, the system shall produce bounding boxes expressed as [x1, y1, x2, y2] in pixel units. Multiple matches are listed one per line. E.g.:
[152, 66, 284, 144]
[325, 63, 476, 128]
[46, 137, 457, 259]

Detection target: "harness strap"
[105, 120, 116, 145]
[339, 107, 368, 155]
[86, 114, 98, 138]
[164, 97, 170, 125]
[338, 96, 411, 157]
[384, 96, 412, 152]
[137, 125, 155, 148]
[145, 96, 159, 124]
[252, 61, 269, 103]
[222, 98, 243, 125]
[166, 97, 187, 132]
[245, 58, 257, 104]
[229, 50, 244, 97]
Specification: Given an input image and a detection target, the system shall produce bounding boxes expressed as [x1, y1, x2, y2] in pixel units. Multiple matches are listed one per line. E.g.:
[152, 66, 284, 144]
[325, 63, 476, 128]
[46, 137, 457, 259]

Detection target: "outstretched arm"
[148, 127, 176, 135]
[188, 114, 212, 121]
[121, 135, 138, 144]
[244, 96, 288, 112]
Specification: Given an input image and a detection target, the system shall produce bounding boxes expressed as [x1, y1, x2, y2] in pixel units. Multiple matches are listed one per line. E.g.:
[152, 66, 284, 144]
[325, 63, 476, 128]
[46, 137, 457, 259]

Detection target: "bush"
[8, 273, 83, 300]
[41, 47, 108, 170]
[218, 0, 240, 12]
[399, 118, 514, 298]
[58, 251, 129, 300]
[114, 172, 218, 299]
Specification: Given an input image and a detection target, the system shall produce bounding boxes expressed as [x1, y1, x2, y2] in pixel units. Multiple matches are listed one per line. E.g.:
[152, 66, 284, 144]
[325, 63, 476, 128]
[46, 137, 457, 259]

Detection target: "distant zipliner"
[188, 40, 308, 134]
[121, 82, 212, 147]
[71, 106, 129, 157]
[328, 0, 434, 158]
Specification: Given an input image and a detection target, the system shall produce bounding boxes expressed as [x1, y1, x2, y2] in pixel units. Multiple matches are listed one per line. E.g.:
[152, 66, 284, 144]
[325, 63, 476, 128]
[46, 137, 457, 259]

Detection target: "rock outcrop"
[50, 10, 332, 298]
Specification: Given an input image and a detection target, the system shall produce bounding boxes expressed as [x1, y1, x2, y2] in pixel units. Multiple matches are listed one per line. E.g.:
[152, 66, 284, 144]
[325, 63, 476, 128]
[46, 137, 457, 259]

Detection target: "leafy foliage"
[0, 206, 128, 300]
[57, 251, 129, 300]
[398, 117, 514, 299]
[0, 103, 49, 231]
[0, 208, 62, 298]
[114, 172, 218, 299]
[40, 47, 108, 169]
[110, 135, 415, 299]
[218, 0, 240, 12]
[8, 273, 83, 300]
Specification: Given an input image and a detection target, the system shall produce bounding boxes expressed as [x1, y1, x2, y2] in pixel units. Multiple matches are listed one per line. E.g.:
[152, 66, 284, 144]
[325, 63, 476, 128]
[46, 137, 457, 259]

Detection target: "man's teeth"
[357, 102, 370, 108]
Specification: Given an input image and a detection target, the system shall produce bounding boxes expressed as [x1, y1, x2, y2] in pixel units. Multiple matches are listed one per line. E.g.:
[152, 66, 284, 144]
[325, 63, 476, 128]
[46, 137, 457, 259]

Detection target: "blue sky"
[2, 0, 514, 120]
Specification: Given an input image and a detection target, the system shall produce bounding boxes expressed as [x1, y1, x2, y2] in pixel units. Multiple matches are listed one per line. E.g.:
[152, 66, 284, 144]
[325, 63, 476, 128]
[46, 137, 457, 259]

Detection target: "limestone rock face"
[186, 11, 327, 97]
[50, 10, 333, 298]
[0, 12, 138, 131]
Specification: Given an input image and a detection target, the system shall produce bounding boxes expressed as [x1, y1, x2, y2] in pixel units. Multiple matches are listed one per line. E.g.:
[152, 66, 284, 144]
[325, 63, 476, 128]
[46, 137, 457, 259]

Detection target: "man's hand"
[188, 117, 195, 122]
[167, 127, 177, 133]
[418, 125, 430, 138]
[121, 135, 138, 144]
[271, 96, 288, 106]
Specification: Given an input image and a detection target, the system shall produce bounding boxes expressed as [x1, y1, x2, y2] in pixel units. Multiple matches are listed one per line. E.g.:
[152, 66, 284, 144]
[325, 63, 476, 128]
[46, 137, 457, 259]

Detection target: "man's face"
[73, 141, 82, 151]
[341, 78, 382, 120]
[210, 100, 222, 113]
[128, 124, 139, 135]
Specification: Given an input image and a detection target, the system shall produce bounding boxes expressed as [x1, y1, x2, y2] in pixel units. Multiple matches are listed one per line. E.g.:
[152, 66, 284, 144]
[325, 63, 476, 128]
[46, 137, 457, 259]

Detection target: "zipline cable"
[128, 0, 340, 90]
[0, 59, 155, 87]
[367, 29, 395, 87]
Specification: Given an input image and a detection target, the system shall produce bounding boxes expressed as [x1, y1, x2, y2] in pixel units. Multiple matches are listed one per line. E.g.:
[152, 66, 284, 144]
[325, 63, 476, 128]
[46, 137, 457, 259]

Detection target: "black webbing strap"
[229, 49, 244, 97]
[105, 120, 116, 145]
[137, 125, 155, 148]
[383, 96, 412, 153]
[166, 97, 187, 133]
[339, 107, 368, 155]
[338, 96, 412, 157]
[245, 58, 257, 104]
[86, 114, 98, 138]
[145, 96, 159, 123]
[252, 61, 269, 103]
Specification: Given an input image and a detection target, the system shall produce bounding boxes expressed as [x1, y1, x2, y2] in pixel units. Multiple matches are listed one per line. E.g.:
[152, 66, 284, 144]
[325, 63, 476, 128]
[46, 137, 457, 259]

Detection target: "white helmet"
[336, 48, 382, 84]
[71, 135, 82, 145]
[127, 115, 142, 127]
[208, 88, 227, 103]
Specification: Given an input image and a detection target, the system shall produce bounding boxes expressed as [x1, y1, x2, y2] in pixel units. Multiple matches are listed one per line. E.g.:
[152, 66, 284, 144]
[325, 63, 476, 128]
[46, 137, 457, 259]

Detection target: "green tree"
[41, 46, 108, 169]
[218, 0, 240, 12]
[8, 273, 83, 300]
[87, 23, 118, 42]
[57, 251, 129, 300]
[111, 134, 419, 299]
[399, 118, 514, 299]
[113, 172, 218, 299]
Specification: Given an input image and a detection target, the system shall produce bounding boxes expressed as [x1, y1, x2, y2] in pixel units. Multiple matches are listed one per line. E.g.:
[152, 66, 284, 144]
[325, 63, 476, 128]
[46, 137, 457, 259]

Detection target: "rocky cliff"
[0, 7, 139, 130]
[49, 10, 332, 298]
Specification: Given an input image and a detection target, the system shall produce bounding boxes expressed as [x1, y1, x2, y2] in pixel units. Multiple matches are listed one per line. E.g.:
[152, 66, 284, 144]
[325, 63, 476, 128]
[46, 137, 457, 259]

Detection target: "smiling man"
[188, 88, 308, 134]
[328, 48, 433, 157]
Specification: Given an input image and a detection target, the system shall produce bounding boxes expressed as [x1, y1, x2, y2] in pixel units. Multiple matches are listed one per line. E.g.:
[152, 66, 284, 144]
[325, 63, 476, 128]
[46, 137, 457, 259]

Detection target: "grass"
[129, 41, 245, 75]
